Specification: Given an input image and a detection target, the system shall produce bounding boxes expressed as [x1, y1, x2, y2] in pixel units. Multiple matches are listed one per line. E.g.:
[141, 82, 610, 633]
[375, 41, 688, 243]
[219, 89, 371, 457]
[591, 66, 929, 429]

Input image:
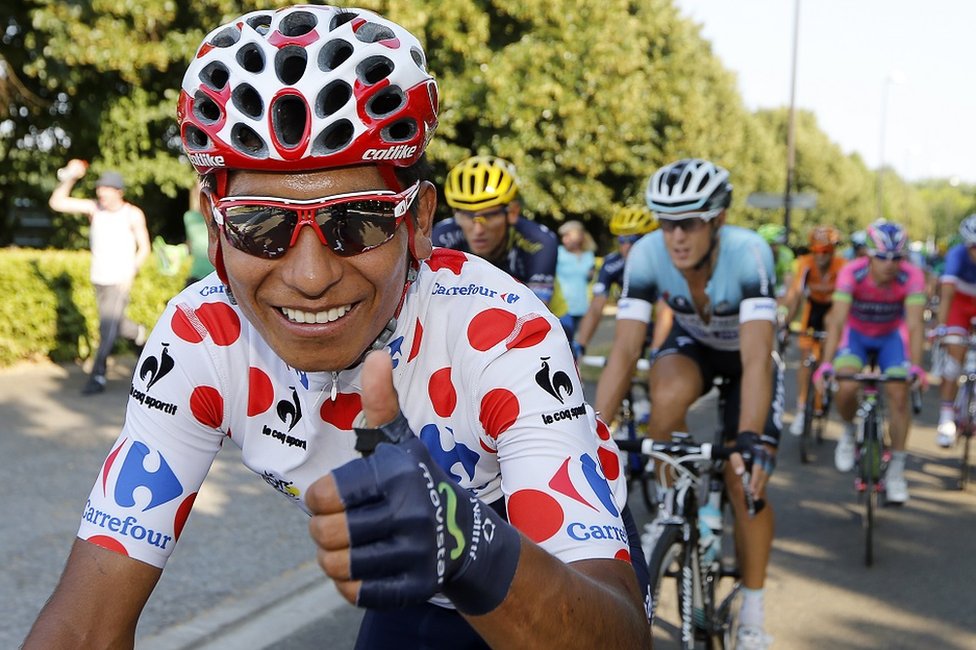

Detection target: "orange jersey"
[792, 254, 845, 304]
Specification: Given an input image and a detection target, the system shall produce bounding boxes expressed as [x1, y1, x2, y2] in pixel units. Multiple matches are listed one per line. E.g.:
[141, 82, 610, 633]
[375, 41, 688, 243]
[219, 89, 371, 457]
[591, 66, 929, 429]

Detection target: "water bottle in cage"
[697, 481, 723, 565]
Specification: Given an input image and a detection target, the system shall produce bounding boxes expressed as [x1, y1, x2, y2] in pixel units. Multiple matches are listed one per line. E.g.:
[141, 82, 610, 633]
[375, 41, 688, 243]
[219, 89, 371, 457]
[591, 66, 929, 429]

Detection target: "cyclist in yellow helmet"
[435, 155, 559, 305]
[573, 206, 671, 357]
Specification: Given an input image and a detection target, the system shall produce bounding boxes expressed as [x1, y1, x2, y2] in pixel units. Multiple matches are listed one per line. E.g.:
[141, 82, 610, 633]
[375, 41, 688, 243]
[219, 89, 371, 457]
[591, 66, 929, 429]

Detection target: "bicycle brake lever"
[740, 472, 766, 517]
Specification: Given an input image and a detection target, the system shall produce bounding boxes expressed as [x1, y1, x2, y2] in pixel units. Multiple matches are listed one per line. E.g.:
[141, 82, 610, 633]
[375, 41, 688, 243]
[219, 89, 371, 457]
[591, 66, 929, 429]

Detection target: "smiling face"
[204, 165, 434, 372]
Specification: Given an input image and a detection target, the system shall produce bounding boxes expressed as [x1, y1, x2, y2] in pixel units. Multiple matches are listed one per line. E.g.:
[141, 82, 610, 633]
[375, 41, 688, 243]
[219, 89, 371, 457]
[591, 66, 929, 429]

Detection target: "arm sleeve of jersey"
[526, 231, 558, 305]
[76, 299, 229, 568]
[832, 261, 855, 303]
[591, 257, 617, 297]
[905, 264, 928, 305]
[616, 240, 657, 323]
[739, 237, 778, 323]
[471, 313, 631, 565]
[942, 245, 963, 284]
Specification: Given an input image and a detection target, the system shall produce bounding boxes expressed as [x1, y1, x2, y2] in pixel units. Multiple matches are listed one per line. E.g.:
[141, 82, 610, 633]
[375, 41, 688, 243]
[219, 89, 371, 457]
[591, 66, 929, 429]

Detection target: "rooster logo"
[276, 387, 303, 432]
[535, 357, 574, 404]
[139, 343, 175, 391]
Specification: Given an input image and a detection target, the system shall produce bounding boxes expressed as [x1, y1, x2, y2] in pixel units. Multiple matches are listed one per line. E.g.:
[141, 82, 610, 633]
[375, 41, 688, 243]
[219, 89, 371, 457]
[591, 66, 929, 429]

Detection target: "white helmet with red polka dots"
[178, 5, 438, 175]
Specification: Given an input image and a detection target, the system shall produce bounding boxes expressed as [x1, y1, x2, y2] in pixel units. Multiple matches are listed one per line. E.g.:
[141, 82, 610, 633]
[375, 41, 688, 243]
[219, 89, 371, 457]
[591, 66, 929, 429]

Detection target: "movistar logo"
[439, 482, 465, 561]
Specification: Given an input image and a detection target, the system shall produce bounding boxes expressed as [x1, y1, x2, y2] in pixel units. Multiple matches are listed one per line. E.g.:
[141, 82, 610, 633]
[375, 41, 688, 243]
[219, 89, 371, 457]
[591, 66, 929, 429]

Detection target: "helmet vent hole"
[329, 12, 359, 31]
[319, 39, 353, 71]
[275, 46, 307, 85]
[246, 14, 272, 35]
[382, 118, 417, 143]
[272, 95, 308, 148]
[357, 55, 394, 85]
[184, 125, 209, 150]
[211, 26, 241, 48]
[410, 47, 427, 72]
[355, 22, 396, 44]
[232, 83, 264, 119]
[237, 44, 265, 74]
[231, 123, 268, 157]
[312, 119, 354, 154]
[367, 88, 404, 117]
[316, 80, 351, 117]
[279, 11, 317, 37]
[194, 93, 221, 124]
[199, 62, 229, 90]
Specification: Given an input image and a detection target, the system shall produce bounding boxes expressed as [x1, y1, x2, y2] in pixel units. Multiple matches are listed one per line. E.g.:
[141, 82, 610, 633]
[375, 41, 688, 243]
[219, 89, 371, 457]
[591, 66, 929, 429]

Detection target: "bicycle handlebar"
[614, 437, 766, 516]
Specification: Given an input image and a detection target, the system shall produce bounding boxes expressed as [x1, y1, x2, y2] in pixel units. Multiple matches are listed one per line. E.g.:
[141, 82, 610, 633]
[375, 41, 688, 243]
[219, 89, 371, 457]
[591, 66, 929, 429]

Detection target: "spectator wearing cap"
[49, 160, 151, 394]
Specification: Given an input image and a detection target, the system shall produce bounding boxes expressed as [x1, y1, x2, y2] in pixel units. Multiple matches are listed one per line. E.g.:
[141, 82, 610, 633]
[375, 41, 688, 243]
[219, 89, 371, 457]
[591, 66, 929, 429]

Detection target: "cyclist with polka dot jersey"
[24, 6, 650, 649]
[813, 220, 927, 504]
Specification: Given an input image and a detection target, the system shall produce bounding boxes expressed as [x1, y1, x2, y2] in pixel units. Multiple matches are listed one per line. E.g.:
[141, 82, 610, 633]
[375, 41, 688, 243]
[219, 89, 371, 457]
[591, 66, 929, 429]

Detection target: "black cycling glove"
[332, 413, 522, 614]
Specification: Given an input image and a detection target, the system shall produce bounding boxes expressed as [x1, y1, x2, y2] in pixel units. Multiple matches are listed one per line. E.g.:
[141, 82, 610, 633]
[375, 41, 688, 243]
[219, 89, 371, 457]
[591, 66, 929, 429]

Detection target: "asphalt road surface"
[4, 334, 975, 649]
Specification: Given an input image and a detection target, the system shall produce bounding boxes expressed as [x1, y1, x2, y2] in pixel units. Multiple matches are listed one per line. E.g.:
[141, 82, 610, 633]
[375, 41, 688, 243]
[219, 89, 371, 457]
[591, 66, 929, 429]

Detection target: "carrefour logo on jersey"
[566, 521, 629, 543]
[83, 440, 185, 551]
[431, 281, 520, 304]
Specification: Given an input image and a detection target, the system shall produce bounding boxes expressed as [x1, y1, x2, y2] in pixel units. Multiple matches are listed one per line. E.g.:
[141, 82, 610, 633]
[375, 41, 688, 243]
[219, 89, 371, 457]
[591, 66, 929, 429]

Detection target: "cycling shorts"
[798, 300, 830, 352]
[834, 324, 908, 375]
[653, 320, 783, 448]
[946, 292, 976, 337]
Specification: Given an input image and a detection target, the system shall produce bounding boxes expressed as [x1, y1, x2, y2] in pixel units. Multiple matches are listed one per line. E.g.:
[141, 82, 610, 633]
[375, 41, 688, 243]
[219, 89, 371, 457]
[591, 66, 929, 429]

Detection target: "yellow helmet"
[444, 155, 519, 211]
[610, 205, 658, 236]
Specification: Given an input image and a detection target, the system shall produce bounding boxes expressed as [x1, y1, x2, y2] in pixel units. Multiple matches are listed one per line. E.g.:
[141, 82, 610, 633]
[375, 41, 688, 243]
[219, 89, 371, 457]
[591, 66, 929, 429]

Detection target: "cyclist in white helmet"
[596, 158, 781, 650]
[24, 6, 650, 648]
[931, 214, 976, 446]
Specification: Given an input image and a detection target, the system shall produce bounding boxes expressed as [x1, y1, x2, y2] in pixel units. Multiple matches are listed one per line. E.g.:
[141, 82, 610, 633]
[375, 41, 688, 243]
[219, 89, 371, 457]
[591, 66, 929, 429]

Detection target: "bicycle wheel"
[961, 384, 975, 490]
[799, 380, 818, 464]
[647, 524, 695, 650]
[861, 416, 880, 567]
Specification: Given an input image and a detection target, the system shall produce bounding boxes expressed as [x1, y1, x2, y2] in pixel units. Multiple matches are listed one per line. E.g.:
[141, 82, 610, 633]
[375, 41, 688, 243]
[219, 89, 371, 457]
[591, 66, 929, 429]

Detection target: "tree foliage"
[1, 0, 967, 251]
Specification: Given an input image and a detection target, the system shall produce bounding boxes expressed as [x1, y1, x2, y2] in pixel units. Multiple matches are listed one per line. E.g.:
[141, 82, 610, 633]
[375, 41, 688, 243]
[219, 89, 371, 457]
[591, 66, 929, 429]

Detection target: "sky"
[674, 0, 975, 184]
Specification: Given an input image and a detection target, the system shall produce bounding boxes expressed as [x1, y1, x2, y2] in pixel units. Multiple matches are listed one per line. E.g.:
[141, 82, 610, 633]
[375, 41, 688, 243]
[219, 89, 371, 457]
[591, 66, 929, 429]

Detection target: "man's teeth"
[281, 305, 351, 324]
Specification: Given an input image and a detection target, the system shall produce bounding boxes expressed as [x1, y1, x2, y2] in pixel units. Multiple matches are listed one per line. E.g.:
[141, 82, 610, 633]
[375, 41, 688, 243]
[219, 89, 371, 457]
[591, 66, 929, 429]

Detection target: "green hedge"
[0, 248, 187, 367]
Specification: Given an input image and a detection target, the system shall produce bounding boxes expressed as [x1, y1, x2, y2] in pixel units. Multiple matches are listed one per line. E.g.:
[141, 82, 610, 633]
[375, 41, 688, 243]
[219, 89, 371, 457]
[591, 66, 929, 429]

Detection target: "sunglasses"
[454, 206, 508, 226]
[208, 182, 420, 259]
[872, 251, 904, 262]
[810, 246, 835, 255]
[617, 234, 642, 245]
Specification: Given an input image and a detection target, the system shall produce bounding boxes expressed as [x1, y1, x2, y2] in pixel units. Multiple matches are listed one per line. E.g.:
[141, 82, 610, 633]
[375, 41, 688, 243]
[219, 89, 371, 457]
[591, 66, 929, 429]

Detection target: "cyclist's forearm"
[575, 296, 607, 348]
[936, 283, 955, 325]
[739, 359, 773, 434]
[465, 543, 650, 649]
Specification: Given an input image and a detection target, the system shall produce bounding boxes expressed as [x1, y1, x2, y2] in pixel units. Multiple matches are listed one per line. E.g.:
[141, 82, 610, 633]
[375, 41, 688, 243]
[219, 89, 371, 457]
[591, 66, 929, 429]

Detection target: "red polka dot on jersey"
[479, 438, 496, 454]
[428, 367, 457, 418]
[505, 315, 551, 349]
[468, 309, 518, 351]
[195, 302, 242, 346]
[190, 385, 224, 428]
[247, 367, 274, 416]
[320, 392, 363, 430]
[595, 417, 611, 441]
[598, 445, 621, 481]
[87, 535, 128, 556]
[174, 493, 197, 541]
[614, 548, 631, 563]
[426, 248, 467, 275]
[479, 388, 520, 438]
[172, 308, 204, 343]
[408, 318, 423, 362]
[508, 489, 564, 543]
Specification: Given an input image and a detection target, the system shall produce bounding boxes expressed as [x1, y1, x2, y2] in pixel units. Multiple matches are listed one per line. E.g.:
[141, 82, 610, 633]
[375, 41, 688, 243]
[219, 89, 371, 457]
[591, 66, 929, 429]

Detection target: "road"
[3, 331, 975, 649]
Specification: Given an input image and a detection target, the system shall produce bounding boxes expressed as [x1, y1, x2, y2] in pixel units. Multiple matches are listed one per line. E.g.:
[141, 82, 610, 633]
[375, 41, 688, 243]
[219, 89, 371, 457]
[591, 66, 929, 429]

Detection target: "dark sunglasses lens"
[318, 201, 399, 256]
[662, 217, 705, 232]
[222, 205, 293, 258]
[618, 235, 641, 245]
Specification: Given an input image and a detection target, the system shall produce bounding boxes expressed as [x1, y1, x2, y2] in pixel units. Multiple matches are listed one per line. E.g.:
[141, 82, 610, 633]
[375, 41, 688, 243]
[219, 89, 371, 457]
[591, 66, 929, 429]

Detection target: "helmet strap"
[691, 222, 721, 272]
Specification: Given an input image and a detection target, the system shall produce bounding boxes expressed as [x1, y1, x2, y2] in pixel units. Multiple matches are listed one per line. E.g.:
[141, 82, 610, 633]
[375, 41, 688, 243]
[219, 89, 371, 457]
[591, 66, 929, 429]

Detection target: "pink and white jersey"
[832, 256, 927, 337]
[77, 248, 630, 573]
